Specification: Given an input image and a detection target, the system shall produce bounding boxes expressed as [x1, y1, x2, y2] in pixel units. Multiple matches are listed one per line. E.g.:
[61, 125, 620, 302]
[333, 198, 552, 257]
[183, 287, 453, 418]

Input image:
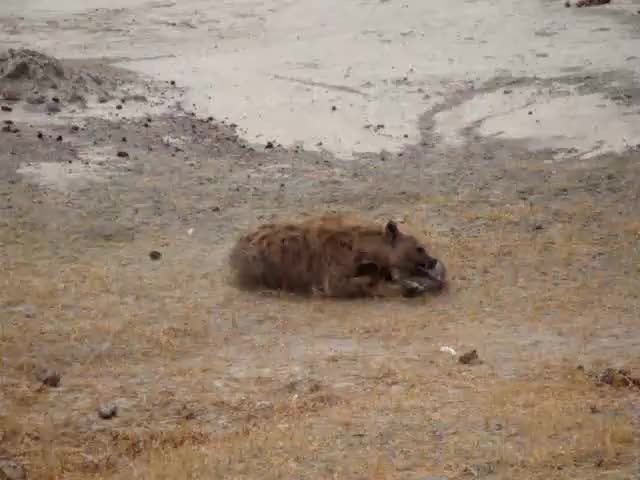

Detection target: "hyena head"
[380, 220, 447, 291]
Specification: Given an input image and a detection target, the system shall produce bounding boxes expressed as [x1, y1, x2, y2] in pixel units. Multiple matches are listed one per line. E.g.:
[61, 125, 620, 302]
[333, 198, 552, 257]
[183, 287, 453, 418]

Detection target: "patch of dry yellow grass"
[2, 167, 640, 480]
[77, 364, 637, 480]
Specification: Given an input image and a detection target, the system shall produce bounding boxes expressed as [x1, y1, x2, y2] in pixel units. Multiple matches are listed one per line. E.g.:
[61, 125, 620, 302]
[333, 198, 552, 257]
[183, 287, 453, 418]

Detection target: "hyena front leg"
[369, 279, 427, 298]
[317, 274, 380, 298]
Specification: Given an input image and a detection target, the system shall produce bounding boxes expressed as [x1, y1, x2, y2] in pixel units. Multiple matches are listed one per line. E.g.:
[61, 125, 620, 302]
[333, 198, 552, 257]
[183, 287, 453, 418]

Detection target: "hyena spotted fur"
[229, 214, 447, 298]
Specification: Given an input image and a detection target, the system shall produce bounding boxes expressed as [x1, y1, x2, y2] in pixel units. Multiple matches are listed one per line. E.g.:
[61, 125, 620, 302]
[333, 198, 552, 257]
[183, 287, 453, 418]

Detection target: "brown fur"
[229, 214, 446, 298]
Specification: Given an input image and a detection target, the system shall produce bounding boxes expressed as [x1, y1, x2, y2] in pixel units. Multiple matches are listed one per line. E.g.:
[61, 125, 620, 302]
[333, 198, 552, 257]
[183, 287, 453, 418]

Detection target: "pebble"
[116, 151, 129, 158]
[97, 403, 118, 420]
[36, 368, 61, 387]
[56, 135, 63, 142]
[459, 349, 480, 365]
[1, 105, 12, 112]
[3, 124, 19, 133]
[265, 141, 274, 149]
[149, 250, 162, 261]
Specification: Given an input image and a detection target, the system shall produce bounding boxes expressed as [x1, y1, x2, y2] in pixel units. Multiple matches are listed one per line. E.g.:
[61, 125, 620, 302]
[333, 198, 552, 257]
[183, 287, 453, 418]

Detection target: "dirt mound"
[0, 48, 149, 111]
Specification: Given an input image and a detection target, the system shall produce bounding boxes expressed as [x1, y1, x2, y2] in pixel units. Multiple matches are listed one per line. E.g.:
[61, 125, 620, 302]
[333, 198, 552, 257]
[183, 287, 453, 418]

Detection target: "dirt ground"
[1, 1, 640, 479]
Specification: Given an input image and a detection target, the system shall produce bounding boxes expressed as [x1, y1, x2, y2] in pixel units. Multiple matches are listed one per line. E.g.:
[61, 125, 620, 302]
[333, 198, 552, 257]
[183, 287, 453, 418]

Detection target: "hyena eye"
[416, 247, 426, 255]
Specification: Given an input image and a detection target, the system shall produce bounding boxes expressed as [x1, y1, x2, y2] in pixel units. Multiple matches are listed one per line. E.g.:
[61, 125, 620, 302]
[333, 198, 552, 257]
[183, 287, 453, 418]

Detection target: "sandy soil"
[1, 1, 640, 479]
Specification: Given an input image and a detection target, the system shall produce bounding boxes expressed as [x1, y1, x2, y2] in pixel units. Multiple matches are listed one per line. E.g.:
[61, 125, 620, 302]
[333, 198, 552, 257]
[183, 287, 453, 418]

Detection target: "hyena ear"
[385, 220, 400, 244]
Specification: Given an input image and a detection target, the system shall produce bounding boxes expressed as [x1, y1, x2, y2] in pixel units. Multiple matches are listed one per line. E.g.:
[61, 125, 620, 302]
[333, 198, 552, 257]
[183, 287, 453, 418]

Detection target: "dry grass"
[2, 160, 640, 480]
[80, 365, 638, 480]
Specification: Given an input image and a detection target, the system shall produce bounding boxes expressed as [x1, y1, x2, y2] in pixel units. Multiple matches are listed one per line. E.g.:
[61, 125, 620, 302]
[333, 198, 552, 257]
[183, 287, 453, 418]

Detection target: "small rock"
[97, 95, 109, 104]
[503, 89, 512, 94]
[36, 368, 61, 387]
[1, 105, 12, 112]
[331, 105, 337, 111]
[528, 111, 533, 115]
[170, 80, 176, 85]
[37, 131, 43, 139]
[121, 136, 127, 142]
[265, 141, 274, 149]
[116, 151, 129, 158]
[52, 96, 60, 103]
[2, 124, 19, 133]
[0, 459, 26, 480]
[459, 349, 480, 365]
[565, 1, 571, 6]
[576, 0, 610, 6]
[98, 403, 118, 420]
[149, 250, 162, 261]
[70, 125, 79, 132]
[3, 120, 13, 125]
[439, 346, 457, 356]
[116, 104, 122, 110]
[56, 135, 63, 142]
[533, 223, 544, 231]
[46, 102, 61, 114]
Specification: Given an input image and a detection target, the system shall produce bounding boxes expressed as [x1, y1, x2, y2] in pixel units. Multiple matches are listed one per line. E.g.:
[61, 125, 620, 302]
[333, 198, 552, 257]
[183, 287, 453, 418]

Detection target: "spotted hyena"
[229, 214, 447, 298]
